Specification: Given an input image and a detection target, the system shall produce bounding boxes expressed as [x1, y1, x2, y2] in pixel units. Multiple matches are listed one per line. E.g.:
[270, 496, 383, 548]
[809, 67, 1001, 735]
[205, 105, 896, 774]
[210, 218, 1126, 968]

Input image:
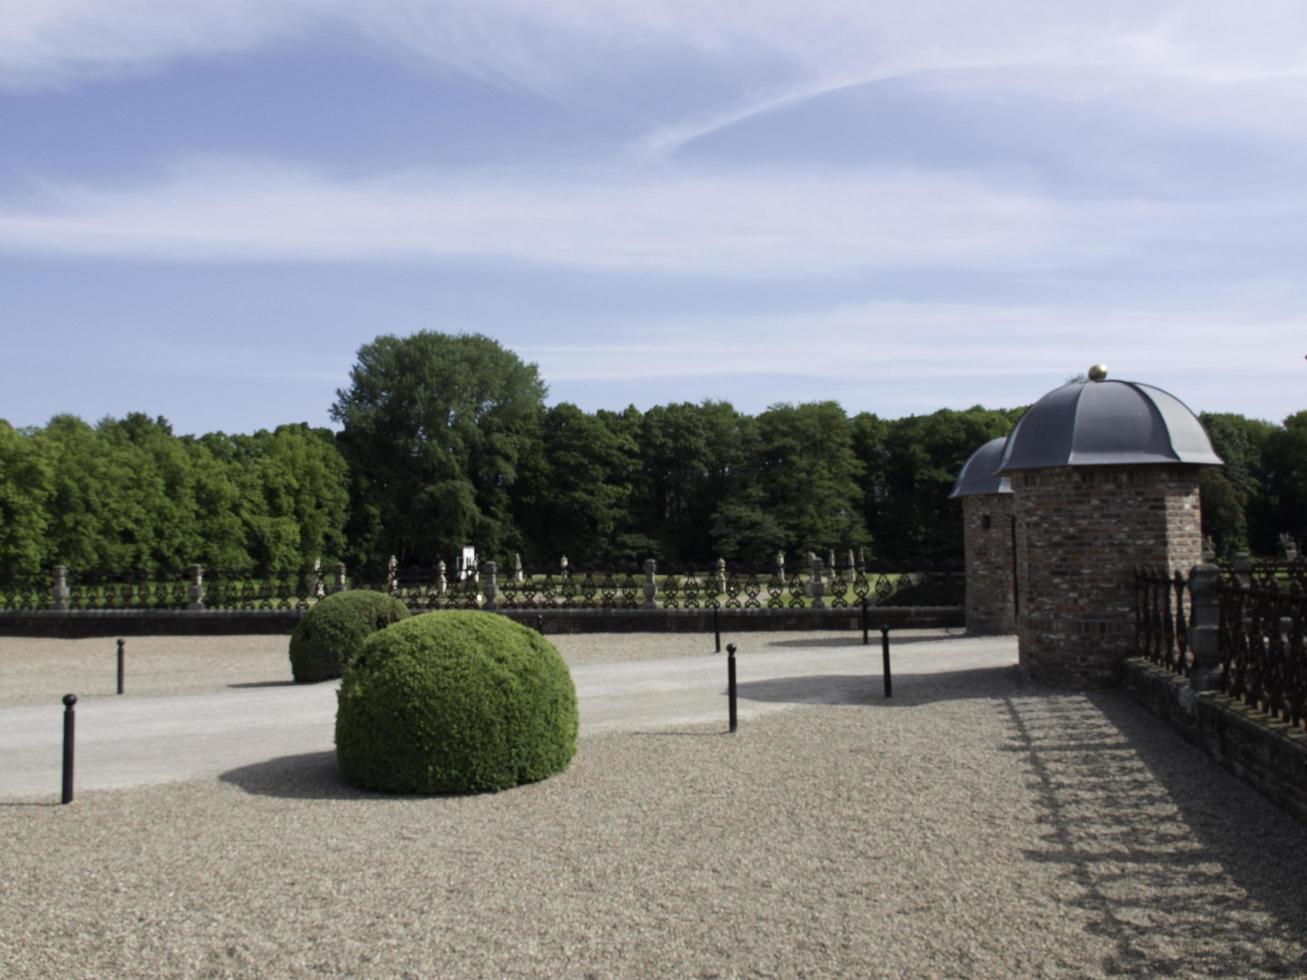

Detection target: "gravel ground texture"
[0, 628, 796, 707]
[3, 632, 1307, 977]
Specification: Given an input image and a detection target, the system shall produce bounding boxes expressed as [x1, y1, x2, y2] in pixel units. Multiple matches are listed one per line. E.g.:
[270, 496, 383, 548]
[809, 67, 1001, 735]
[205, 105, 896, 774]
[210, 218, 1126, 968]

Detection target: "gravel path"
[3, 632, 1307, 977]
[1, 629, 899, 707]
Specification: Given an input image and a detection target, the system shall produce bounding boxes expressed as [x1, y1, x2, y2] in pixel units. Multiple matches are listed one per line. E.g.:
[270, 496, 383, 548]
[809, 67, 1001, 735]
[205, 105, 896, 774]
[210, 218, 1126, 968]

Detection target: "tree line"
[1, 332, 1301, 573]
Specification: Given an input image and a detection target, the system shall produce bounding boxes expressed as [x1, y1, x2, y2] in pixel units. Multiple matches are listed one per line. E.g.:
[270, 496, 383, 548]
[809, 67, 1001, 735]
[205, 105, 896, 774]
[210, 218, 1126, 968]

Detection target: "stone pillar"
[333, 562, 348, 594]
[435, 560, 448, 596]
[826, 550, 836, 585]
[961, 494, 1017, 634]
[483, 561, 498, 610]
[52, 564, 69, 611]
[1187, 563, 1222, 691]
[187, 564, 205, 611]
[810, 556, 825, 609]
[513, 552, 524, 583]
[714, 557, 727, 597]
[774, 551, 785, 582]
[643, 559, 658, 609]
[1013, 465, 1203, 687]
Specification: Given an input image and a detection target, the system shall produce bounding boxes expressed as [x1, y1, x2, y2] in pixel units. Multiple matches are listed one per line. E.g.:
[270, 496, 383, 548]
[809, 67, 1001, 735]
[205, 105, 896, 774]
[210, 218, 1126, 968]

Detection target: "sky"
[1, 1, 1304, 435]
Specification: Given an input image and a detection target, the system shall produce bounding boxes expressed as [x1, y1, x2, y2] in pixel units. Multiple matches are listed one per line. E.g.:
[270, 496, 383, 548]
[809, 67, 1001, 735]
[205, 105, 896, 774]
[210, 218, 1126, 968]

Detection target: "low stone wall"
[1122, 657, 1307, 824]
[0, 605, 963, 638]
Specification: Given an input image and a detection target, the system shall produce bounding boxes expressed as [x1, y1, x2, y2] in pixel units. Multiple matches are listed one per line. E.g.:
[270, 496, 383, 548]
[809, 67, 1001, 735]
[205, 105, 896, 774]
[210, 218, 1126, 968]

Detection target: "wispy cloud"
[8, 2, 1307, 108]
[521, 301, 1306, 384]
[4, 154, 1305, 283]
[0, 159, 1066, 273]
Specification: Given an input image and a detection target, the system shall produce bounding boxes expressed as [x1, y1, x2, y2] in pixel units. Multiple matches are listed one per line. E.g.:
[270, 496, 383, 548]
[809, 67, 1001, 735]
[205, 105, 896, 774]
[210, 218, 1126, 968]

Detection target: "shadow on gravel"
[761, 631, 968, 650]
[220, 751, 371, 801]
[998, 688, 1307, 976]
[738, 665, 1020, 707]
[221, 751, 467, 802]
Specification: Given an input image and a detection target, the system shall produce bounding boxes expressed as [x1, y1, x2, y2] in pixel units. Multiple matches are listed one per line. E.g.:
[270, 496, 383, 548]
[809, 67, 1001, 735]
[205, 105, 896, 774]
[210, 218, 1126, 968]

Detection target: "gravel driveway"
[2, 629, 1306, 977]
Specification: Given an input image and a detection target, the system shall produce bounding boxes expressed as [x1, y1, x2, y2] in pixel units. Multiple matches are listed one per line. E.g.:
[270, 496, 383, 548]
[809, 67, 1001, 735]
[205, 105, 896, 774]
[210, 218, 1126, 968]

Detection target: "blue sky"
[1, 2, 1304, 435]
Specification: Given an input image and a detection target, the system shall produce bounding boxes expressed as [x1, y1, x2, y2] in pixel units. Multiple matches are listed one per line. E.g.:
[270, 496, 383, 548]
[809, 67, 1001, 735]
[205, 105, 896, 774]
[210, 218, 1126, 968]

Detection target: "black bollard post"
[861, 597, 869, 646]
[116, 638, 125, 695]
[714, 607, 721, 653]
[536, 612, 545, 635]
[880, 625, 892, 699]
[61, 693, 77, 804]
[726, 642, 738, 733]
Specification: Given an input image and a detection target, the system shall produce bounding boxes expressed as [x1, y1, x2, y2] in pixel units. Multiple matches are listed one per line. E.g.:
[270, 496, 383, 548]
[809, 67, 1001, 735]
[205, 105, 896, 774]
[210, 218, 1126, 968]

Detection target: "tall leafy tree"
[0, 421, 53, 570]
[631, 401, 749, 564]
[514, 403, 637, 566]
[736, 402, 869, 562]
[1198, 412, 1279, 555]
[871, 406, 1020, 561]
[331, 332, 546, 568]
[1264, 411, 1307, 554]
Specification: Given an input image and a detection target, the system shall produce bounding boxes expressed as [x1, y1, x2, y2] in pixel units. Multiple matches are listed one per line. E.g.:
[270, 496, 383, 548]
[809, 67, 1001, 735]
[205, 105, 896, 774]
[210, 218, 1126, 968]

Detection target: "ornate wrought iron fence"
[1134, 566, 1192, 676]
[1135, 557, 1307, 732]
[65, 568, 190, 610]
[1219, 558, 1307, 730]
[0, 557, 964, 613]
[0, 569, 54, 610]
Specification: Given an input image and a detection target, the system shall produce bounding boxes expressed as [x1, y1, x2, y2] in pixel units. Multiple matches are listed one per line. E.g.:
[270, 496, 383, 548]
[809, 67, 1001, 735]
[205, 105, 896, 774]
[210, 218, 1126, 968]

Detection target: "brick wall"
[1013, 464, 1202, 687]
[961, 494, 1016, 634]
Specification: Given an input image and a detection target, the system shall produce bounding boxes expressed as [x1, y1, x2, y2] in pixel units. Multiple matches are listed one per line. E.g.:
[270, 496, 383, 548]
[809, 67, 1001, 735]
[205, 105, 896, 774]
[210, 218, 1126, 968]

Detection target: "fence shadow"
[998, 687, 1307, 975]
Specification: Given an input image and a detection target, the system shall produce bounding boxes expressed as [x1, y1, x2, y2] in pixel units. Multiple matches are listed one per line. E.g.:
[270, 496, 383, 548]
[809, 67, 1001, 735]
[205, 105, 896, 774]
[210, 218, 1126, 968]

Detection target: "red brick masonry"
[1013, 465, 1202, 687]
[961, 494, 1016, 634]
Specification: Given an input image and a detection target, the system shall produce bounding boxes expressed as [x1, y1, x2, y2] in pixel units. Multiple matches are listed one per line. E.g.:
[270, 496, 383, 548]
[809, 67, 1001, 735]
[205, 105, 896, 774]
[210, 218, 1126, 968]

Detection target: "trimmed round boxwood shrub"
[335, 611, 578, 794]
[288, 590, 411, 683]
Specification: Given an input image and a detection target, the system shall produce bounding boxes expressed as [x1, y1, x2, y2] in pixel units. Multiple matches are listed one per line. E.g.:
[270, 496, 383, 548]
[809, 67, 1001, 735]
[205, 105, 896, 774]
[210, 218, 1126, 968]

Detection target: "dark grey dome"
[998, 376, 1223, 472]
[950, 437, 1012, 498]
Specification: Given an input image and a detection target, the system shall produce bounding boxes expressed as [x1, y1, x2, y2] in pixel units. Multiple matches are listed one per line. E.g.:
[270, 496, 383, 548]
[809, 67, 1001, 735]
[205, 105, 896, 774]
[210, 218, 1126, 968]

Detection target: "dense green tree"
[736, 402, 869, 562]
[1264, 411, 1307, 553]
[629, 401, 751, 564]
[331, 332, 546, 569]
[870, 407, 1019, 561]
[231, 425, 350, 571]
[514, 403, 638, 566]
[0, 421, 52, 570]
[1199, 412, 1279, 554]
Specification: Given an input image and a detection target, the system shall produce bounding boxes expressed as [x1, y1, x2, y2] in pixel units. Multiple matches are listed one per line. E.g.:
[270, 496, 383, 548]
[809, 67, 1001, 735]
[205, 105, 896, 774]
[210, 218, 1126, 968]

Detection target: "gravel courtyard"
[3, 631, 1306, 977]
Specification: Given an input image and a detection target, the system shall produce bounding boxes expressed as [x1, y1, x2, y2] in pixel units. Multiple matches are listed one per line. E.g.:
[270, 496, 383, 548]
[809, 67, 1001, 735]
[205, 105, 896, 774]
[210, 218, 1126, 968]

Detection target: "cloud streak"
[522, 301, 1305, 383]
[0, 160, 1067, 273]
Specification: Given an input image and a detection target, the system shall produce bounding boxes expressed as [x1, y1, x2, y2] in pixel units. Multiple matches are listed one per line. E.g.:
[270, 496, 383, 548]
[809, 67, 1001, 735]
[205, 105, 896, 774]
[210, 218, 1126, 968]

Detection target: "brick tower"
[998, 366, 1222, 687]
[950, 436, 1016, 634]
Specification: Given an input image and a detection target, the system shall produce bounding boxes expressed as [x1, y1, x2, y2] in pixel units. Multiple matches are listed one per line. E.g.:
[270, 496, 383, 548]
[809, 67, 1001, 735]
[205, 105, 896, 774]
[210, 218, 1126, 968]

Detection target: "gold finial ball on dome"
[1088, 364, 1108, 381]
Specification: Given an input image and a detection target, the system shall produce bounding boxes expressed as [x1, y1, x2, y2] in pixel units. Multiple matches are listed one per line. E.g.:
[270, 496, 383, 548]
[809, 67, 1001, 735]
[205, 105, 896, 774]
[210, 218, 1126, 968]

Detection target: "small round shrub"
[335, 611, 578, 794]
[288, 590, 411, 683]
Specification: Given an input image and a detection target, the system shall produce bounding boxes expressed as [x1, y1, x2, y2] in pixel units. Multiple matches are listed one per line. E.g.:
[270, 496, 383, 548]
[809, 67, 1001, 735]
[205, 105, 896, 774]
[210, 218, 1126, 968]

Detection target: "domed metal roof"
[997, 371, 1223, 472]
[949, 437, 1012, 498]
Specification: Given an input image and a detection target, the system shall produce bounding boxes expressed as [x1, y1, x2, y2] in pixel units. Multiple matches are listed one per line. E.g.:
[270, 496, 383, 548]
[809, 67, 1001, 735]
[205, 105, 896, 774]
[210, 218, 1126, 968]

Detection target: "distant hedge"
[335, 611, 578, 794]
[288, 589, 410, 683]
